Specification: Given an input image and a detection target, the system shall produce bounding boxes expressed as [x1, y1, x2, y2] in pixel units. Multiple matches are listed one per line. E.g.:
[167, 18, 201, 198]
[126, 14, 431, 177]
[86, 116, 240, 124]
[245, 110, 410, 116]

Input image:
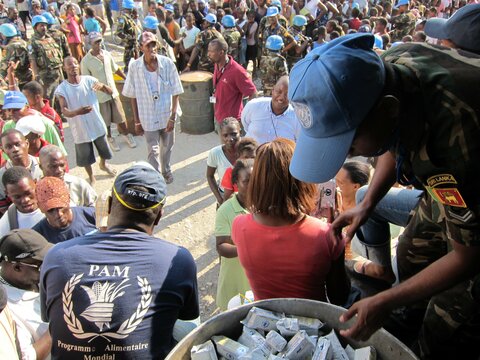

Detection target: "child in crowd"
[206, 118, 241, 206]
[221, 137, 258, 202]
[22, 81, 64, 142]
[215, 158, 254, 310]
[245, 10, 258, 73]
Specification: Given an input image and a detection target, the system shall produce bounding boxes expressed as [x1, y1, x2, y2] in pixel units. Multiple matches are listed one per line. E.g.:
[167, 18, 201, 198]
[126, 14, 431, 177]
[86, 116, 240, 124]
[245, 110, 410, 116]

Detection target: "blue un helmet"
[42, 11, 56, 25]
[266, 6, 279, 17]
[0, 23, 18, 38]
[266, 35, 284, 51]
[204, 13, 217, 24]
[143, 16, 159, 30]
[271, 0, 282, 10]
[293, 15, 307, 27]
[222, 14, 235, 28]
[122, 0, 135, 10]
[32, 15, 48, 28]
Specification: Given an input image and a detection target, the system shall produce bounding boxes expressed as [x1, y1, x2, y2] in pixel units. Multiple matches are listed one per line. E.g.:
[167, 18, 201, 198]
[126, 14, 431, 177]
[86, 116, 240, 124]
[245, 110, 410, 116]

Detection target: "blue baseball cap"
[113, 162, 167, 211]
[3, 91, 28, 110]
[424, 4, 480, 53]
[164, 4, 174, 12]
[288, 34, 385, 183]
[394, 0, 409, 8]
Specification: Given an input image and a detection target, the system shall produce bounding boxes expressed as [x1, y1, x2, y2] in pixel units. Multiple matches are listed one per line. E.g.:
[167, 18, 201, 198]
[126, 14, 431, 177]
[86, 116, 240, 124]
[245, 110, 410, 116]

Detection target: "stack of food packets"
[190, 307, 377, 360]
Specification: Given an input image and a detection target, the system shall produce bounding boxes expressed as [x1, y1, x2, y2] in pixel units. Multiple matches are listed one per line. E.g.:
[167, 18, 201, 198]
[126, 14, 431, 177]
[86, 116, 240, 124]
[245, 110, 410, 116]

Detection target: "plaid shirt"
[122, 54, 183, 131]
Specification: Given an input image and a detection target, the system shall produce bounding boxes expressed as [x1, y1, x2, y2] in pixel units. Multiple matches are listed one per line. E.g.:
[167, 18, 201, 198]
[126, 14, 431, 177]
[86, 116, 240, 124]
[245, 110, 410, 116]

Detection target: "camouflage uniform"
[28, 32, 64, 105]
[381, 43, 480, 359]
[257, 14, 288, 39]
[286, 26, 309, 70]
[257, 15, 289, 60]
[116, 13, 139, 71]
[389, 11, 416, 42]
[0, 37, 32, 89]
[48, 28, 71, 59]
[222, 28, 241, 63]
[259, 50, 288, 96]
[259, 23, 293, 57]
[194, 27, 224, 73]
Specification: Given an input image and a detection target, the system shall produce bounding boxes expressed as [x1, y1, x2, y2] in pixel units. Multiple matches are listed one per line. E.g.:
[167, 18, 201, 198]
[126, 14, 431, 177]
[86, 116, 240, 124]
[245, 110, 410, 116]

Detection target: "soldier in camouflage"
[258, 7, 296, 59]
[185, 13, 224, 73]
[28, 15, 64, 106]
[116, 0, 139, 72]
[389, 0, 416, 42]
[287, 15, 311, 70]
[0, 23, 32, 89]
[221, 15, 241, 63]
[43, 12, 71, 60]
[260, 35, 288, 96]
[288, 32, 480, 359]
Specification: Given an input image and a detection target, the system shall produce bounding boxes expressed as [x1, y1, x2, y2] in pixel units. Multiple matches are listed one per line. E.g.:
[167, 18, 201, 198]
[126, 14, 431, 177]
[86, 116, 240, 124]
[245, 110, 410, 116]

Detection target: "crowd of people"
[0, 0, 478, 359]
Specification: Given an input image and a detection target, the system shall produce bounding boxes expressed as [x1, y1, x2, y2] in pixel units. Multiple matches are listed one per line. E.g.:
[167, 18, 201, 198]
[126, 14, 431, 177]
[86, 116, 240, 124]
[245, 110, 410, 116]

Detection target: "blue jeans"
[351, 186, 423, 267]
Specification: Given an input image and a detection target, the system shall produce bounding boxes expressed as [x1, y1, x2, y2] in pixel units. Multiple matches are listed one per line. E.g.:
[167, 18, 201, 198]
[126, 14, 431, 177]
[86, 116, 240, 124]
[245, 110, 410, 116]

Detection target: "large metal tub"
[166, 298, 418, 360]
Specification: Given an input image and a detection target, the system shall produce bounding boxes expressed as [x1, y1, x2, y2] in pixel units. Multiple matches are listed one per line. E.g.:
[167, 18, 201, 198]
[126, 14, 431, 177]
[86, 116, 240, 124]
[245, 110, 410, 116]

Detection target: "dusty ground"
[64, 34, 224, 321]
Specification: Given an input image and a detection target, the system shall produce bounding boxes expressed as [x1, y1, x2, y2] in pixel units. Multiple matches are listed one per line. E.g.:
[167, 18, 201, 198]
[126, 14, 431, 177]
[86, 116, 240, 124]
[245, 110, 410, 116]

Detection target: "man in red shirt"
[208, 38, 257, 131]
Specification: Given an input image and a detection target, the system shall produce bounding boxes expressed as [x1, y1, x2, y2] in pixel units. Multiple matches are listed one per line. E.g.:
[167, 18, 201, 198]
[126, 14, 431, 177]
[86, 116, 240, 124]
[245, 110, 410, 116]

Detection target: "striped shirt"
[122, 55, 183, 131]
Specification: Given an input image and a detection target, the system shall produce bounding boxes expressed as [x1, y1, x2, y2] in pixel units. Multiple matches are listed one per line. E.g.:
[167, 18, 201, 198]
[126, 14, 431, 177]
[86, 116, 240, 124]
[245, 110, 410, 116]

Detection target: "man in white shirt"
[123, 32, 183, 184]
[38, 145, 98, 207]
[55, 56, 116, 185]
[0, 167, 45, 236]
[242, 76, 300, 144]
[0, 229, 52, 360]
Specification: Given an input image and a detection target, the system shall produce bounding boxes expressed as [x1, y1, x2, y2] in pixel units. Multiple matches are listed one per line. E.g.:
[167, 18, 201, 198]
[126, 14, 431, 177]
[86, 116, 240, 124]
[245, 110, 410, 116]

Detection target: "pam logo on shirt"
[62, 266, 152, 342]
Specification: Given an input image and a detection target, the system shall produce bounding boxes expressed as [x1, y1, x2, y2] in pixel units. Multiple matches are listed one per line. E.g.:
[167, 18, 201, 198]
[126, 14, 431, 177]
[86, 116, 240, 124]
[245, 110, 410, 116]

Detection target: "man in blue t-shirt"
[32, 176, 97, 244]
[40, 163, 199, 359]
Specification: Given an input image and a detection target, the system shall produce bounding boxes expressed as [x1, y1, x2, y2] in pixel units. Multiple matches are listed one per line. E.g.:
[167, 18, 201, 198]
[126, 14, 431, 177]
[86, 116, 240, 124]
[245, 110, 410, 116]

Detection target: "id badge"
[209, 96, 216, 104]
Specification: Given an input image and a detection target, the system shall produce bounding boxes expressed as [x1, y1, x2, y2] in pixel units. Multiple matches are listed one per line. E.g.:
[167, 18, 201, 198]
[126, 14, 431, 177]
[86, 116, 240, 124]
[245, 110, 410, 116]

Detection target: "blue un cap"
[288, 34, 385, 183]
[3, 91, 28, 110]
[424, 4, 480, 54]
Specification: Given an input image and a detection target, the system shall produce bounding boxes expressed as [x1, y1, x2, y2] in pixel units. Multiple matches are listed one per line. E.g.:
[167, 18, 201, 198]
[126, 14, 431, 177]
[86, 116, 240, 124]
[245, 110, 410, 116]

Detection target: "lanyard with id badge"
[211, 58, 230, 105]
[144, 65, 170, 112]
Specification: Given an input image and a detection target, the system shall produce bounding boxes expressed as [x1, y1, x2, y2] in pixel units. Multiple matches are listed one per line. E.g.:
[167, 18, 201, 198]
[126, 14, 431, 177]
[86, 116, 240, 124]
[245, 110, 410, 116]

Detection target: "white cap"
[16, 115, 46, 136]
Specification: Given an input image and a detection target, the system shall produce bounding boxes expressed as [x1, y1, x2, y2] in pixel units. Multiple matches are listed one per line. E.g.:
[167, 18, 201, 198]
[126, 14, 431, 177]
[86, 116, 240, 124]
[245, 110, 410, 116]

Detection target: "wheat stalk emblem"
[62, 274, 152, 342]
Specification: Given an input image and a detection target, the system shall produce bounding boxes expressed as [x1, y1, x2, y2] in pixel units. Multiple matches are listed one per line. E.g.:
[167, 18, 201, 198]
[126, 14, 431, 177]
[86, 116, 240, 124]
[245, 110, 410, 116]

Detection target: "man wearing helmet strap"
[43, 11, 70, 60]
[259, 6, 296, 59]
[221, 15, 241, 63]
[28, 15, 64, 106]
[115, 0, 139, 73]
[0, 23, 32, 89]
[286, 15, 312, 69]
[260, 34, 288, 96]
[184, 13, 224, 73]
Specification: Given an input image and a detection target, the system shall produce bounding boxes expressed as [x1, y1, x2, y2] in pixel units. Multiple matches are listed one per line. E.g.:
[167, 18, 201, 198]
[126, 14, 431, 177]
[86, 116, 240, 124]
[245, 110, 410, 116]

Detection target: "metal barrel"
[179, 71, 214, 135]
[166, 298, 419, 360]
